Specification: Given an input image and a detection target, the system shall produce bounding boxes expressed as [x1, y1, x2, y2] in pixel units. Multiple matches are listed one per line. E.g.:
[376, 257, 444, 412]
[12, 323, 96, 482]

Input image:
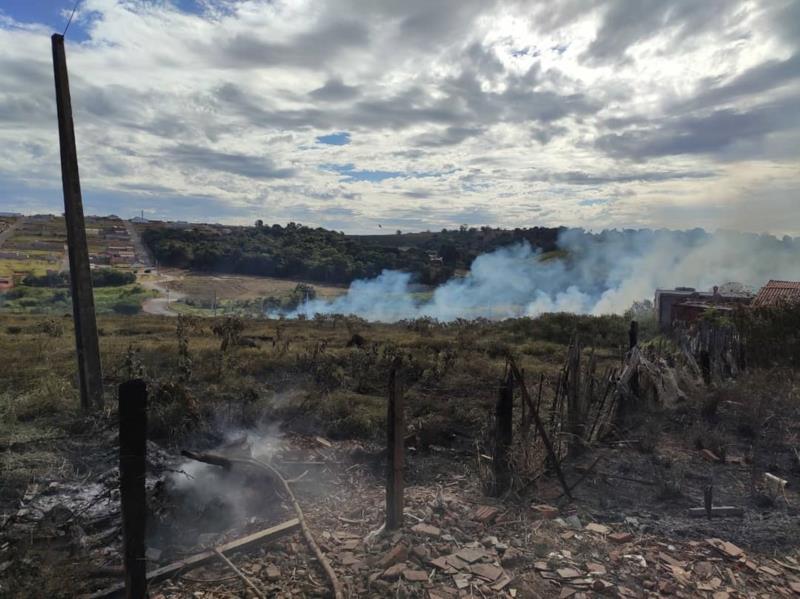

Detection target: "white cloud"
[0, 0, 798, 234]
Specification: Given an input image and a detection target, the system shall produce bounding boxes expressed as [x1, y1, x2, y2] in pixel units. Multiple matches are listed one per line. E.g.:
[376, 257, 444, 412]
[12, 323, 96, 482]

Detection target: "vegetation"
[22, 268, 136, 288]
[140, 222, 566, 285]
[0, 283, 154, 314]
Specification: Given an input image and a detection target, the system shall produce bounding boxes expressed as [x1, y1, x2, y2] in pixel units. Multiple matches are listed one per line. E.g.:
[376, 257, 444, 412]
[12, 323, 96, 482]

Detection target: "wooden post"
[52, 34, 103, 410]
[493, 369, 514, 496]
[119, 379, 147, 599]
[385, 363, 404, 529]
[629, 320, 639, 351]
[628, 320, 640, 397]
[567, 336, 583, 455]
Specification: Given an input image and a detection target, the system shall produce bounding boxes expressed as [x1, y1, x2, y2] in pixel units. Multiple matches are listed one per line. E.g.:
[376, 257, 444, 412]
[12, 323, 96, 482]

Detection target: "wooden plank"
[85, 519, 300, 598]
[51, 33, 103, 410]
[688, 506, 743, 519]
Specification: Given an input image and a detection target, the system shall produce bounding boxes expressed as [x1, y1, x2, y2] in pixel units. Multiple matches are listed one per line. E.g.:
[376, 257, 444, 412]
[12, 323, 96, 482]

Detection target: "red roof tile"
[753, 280, 800, 307]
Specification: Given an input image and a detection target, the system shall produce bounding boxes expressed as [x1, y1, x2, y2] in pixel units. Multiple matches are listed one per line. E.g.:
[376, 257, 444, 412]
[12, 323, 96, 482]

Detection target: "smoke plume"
[280, 229, 800, 322]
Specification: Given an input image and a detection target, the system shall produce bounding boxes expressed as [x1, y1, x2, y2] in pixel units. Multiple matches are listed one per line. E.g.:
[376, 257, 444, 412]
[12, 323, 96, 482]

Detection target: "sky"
[0, 0, 798, 234]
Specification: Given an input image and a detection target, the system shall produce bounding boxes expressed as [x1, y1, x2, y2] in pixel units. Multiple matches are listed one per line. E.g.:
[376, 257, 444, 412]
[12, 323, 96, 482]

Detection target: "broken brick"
[471, 563, 503, 582]
[585, 522, 610, 535]
[411, 523, 441, 538]
[531, 504, 559, 520]
[382, 563, 406, 580]
[472, 505, 499, 523]
[377, 543, 408, 569]
[608, 532, 634, 544]
[403, 569, 428, 582]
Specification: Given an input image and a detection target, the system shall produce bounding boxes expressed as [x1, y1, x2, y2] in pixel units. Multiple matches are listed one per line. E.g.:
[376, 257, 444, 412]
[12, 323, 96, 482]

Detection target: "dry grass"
[160, 269, 346, 302]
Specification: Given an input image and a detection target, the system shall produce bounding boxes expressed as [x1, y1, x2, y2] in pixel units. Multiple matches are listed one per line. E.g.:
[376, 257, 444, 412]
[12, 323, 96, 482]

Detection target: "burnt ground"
[3, 397, 800, 599]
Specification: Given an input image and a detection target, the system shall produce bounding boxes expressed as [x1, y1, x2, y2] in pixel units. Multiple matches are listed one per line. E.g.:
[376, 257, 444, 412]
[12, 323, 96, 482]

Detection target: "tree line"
[140, 222, 565, 285]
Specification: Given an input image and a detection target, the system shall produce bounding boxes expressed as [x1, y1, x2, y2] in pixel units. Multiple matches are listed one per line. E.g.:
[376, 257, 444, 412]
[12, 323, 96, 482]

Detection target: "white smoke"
[279, 229, 800, 322]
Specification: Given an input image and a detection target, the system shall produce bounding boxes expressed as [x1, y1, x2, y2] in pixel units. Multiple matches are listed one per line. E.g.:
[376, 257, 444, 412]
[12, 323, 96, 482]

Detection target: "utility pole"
[52, 33, 103, 410]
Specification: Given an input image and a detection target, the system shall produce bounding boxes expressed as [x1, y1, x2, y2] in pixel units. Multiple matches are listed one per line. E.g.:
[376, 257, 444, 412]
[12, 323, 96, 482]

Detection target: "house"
[752, 280, 800, 307]
[655, 285, 753, 330]
[0, 276, 14, 291]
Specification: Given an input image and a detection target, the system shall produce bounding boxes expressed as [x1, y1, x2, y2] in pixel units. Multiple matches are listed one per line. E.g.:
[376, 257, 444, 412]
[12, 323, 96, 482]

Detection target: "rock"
[531, 504, 559, 520]
[265, 565, 281, 581]
[411, 523, 441, 538]
[481, 535, 499, 547]
[501, 547, 523, 567]
[563, 515, 583, 530]
[592, 579, 614, 592]
[701, 449, 722, 462]
[624, 516, 640, 528]
[608, 532, 633, 544]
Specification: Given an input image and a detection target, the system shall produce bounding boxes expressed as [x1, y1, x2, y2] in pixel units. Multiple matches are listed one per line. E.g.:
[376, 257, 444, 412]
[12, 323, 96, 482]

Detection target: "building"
[752, 280, 800, 307]
[0, 276, 14, 291]
[655, 285, 753, 330]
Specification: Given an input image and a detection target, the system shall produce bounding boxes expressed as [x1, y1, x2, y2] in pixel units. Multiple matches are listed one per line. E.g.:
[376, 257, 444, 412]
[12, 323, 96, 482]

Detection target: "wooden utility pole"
[385, 363, 404, 529]
[493, 369, 513, 496]
[52, 33, 103, 410]
[119, 379, 148, 599]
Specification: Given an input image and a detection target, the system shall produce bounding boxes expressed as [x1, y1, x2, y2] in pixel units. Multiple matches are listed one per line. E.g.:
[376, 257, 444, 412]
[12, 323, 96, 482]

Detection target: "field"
[2, 307, 800, 597]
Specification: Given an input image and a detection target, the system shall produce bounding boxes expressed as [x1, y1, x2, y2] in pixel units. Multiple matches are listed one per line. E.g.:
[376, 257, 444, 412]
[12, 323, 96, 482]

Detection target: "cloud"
[596, 99, 800, 160]
[170, 144, 295, 179]
[0, 0, 797, 234]
[580, 0, 742, 65]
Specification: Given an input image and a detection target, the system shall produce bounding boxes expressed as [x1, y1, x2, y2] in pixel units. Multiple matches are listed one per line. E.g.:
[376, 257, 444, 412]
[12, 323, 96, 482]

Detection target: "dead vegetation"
[2, 307, 800, 597]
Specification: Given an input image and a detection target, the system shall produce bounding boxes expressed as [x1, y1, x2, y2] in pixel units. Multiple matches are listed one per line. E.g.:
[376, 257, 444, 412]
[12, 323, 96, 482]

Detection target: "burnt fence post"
[386, 363, 404, 530]
[492, 369, 514, 496]
[119, 379, 147, 598]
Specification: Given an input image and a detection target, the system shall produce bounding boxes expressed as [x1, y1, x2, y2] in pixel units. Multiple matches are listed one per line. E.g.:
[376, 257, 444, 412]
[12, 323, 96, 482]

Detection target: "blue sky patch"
[323, 163, 403, 182]
[316, 132, 351, 145]
[579, 198, 609, 206]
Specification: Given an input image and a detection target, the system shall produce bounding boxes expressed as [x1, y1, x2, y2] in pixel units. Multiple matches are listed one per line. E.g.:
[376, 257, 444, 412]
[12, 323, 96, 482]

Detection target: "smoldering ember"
[2, 2, 800, 599]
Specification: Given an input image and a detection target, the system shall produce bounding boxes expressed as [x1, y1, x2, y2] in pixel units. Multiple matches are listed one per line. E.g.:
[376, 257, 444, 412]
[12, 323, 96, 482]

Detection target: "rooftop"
[752, 280, 800, 307]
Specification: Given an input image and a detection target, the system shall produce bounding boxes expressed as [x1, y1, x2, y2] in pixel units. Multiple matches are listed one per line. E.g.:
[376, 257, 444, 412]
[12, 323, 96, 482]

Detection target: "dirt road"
[123, 220, 152, 266]
[141, 272, 184, 316]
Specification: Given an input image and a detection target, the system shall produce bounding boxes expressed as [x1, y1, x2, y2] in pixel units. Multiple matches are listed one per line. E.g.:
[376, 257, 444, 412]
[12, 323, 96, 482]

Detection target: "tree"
[255, 219, 264, 228]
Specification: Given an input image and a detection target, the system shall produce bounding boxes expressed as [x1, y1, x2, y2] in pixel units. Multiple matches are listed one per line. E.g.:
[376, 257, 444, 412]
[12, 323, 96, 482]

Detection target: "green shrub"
[112, 299, 142, 315]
